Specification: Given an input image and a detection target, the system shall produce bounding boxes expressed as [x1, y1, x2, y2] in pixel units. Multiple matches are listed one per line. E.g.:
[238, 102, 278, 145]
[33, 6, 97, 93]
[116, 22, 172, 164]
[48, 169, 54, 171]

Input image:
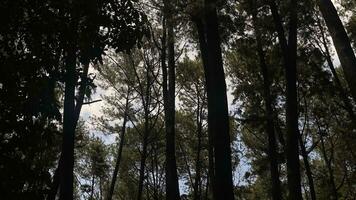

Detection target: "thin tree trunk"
[152, 143, 159, 200]
[179, 143, 194, 190]
[146, 181, 151, 200]
[317, 0, 356, 103]
[100, 179, 103, 200]
[204, 170, 210, 200]
[163, 1, 180, 198]
[200, 0, 235, 199]
[106, 88, 130, 200]
[137, 60, 151, 200]
[251, 5, 282, 199]
[267, 0, 288, 54]
[90, 175, 95, 200]
[47, 156, 62, 200]
[320, 136, 338, 200]
[193, 94, 203, 200]
[137, 110, 149, 200]
[298, 133, 316, 200]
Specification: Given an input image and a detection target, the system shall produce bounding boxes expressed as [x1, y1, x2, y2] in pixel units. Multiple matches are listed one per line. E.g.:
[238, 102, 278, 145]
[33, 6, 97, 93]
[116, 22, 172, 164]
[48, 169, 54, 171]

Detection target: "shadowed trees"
[194, 0, 235, 199]
[317, 0, 356, 103]
[162, 1, 181, 199]
[2, 0, 356, 199]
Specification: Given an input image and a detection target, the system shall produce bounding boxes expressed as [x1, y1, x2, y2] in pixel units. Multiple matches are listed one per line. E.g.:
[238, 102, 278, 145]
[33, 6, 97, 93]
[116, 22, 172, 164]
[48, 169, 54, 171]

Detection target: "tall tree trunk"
[49, 63, 89, 200]
[268, 0, 302, 198]
[192, 16, 216, 200]
[285, 0, 302, 198]
[251, 5, 282, 199]
[106, 88, 130, 200]
[197, 0, 235, 199]
[163, 1, 181, 199]
[59, 46, 77, 200]
[317, 0, 356, 103]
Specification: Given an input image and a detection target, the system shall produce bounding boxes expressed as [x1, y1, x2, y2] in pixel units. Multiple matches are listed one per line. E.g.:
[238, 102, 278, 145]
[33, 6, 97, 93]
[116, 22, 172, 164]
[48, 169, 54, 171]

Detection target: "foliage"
[1, 0, 356, 199]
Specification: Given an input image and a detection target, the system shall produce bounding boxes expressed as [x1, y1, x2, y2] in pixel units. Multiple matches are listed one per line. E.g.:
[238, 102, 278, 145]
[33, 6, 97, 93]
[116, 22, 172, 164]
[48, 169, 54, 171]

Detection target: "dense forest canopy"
[0, 0, 356, 199]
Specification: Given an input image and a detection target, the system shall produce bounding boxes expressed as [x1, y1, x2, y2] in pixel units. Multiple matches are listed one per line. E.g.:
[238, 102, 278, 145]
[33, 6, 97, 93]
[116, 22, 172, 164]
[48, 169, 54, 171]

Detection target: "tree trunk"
[317, 18, 356, 123]
[90, 175, 95, 200]
[47, 156, 62, 200]
[285, 0, 302, 198]
[59, 46, 77, 200]
[298, 133, 316, 200]
[137, 60, 151, 200]
[251, 6, 282, 199]
[204, 170, 210, 200]
[318, 0, 356, 103]
[267, 0, 288, 54]
[198, 0, 235, 199]
[193, 94, 203, 200]
[320, 136, 338, 200]
[163, 1, 181, 199]
[49, 63, 89, 200]
[137, 109, 149, 200]
[268, 0, 302, 198]
[100, 179, 103, 200]
[106, 88, 130, 200]
[151, 143, 159, 200]
[192, 16, 216, 200]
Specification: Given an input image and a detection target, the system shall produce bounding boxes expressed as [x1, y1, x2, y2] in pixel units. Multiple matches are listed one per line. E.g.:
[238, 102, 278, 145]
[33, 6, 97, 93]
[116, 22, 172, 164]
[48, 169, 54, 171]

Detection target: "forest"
[1, 0, 356, 199]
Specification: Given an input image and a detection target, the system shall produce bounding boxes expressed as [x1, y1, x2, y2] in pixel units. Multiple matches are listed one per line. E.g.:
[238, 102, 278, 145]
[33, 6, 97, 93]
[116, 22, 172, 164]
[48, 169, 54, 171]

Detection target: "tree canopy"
[1, 0, 356, 199]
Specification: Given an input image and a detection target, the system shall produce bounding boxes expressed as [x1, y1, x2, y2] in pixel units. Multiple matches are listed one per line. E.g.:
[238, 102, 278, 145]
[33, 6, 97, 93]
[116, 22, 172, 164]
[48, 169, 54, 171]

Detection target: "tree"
[96, 65, 132, 200]
[317, 0, 356, 103]
[267, 0, 302, 198]
[162, 1, 181, 199]
[77, 134, 110, 200]
[56, 1, 148, 199]
[247, 1, 282, 199]
[176, 57, 209, 200]
[194, 0, 235, 199]
[0, 1, 62, 199]
[2, 0, 356, 199]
